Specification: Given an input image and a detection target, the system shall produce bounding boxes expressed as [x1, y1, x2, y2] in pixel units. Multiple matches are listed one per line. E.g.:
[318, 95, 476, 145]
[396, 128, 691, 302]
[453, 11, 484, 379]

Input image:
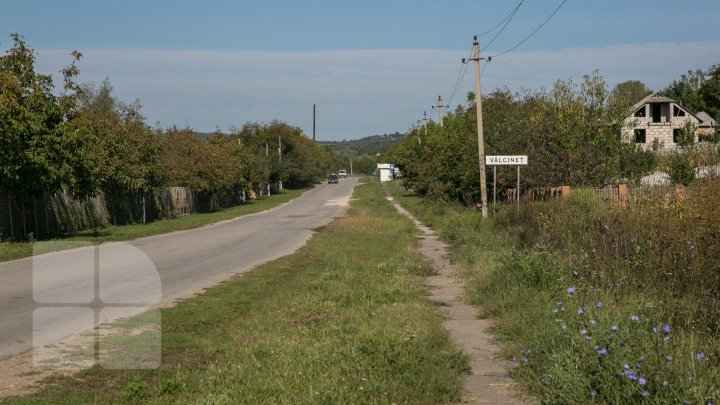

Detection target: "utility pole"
[422, 111, 429, 137]
[432, 95, 449, 127]
[466, 35, 490, 218]
[278, 136, 282, 190]
[265, 142, 270, 196]
[313, 104, 316, 141]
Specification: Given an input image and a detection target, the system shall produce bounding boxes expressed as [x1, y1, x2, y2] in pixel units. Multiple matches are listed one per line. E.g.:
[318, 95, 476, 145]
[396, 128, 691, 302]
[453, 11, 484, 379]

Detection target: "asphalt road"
[0, 177, 358, 361]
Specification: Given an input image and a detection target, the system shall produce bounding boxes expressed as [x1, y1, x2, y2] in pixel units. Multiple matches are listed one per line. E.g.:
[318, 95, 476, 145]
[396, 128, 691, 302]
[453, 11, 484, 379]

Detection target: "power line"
[446, 0, 524, 106]
[447, 46, 473, 105]
[481, 0, 525, 52]
[491, 0, 569, 58]
[475, 0, 525, 38]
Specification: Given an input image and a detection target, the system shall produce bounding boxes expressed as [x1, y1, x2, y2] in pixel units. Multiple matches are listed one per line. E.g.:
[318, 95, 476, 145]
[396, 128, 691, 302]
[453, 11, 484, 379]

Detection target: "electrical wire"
[476, 0, 525, 38]
[491, 0, 569, 58]
[445, 0, 524, 106]
[480, 60, 489, 79]
[447, 46, 474, 105]
[481, 0, 525, 52]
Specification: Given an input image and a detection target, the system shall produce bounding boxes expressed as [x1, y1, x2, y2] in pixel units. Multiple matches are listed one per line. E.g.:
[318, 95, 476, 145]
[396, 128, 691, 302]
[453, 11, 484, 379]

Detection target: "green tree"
[0, 34, 87, 197]
[699, 64, 720, 122]
[609, 80, 653, 112]
[663, 69, 705, 112]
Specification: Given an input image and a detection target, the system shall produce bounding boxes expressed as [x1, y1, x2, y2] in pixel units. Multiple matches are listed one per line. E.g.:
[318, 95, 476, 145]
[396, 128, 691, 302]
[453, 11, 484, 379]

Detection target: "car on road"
[338, 169, 347, 178]
[328, 173, 339, 184]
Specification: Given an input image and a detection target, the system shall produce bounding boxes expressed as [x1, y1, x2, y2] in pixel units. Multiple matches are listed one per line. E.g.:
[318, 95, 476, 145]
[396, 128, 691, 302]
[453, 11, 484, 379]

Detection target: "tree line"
[384, 68, 720, 205]
[0, 34, 341, 209]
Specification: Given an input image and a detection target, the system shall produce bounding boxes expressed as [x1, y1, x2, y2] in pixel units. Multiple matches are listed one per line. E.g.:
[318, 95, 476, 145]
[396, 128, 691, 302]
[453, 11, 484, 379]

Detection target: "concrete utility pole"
[432, 95, 449, 127]
[422, 111, 429, 137]
[313, 104, 316, 141]
[278, 136, 283, 190]
[468, 35, 489, 218]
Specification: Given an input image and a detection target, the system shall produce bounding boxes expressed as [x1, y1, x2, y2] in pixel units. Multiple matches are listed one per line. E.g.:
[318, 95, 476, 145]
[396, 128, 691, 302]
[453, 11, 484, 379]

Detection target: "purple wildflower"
[572, 271, 578, 278]
[522, 357, 528, 363]
[597, 348, 608, 356]
[638, 377, 647, 386]
[666, 355, 673, 362]
[591, 389, 597, 398]
[641, 391, 649, 398]
[567, 287, 576, 296]
[611, 325, 618, 331]
[662, 381, 669, 387]
[631, 315, 639, 321]
[596, 300, 603, 309]
[696, 352, 705, 361]
[580, 329, 588, 335]
[662, 325, 671, 334]
[578, 307, 586, 315]
[639, 355, 646, 362]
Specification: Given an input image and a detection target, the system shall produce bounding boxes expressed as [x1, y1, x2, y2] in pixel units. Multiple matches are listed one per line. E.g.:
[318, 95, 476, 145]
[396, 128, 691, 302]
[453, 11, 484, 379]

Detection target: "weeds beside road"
[0, 188, 307, 262]
[389, 180, 719, 404]
[2, 180, 467, 404]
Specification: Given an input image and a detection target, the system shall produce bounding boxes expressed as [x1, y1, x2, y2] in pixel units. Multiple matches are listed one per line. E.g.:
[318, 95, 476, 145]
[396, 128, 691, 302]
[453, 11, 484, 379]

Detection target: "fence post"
[562, 185, 570, 198]
[44, 193, 50, 238]
[674, 184, 686, 201]
[618, 184, 628, 207]
[8, 194, 14, 240]
[21, 199, 27, 240]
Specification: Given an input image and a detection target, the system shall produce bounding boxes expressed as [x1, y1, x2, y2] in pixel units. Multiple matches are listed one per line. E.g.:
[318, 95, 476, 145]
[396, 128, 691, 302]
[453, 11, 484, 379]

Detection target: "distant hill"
[318, 132, 405, 155]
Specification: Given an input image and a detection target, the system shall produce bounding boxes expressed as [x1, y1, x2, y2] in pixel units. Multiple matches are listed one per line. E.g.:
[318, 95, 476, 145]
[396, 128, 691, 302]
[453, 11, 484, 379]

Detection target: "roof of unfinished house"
[630, 92, 677, 113]
[696, 111, 718, 127]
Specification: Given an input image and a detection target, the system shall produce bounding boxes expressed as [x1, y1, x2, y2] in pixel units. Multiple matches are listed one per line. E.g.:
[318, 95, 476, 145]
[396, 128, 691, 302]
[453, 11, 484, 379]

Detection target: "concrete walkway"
[384, 188, 531, 404]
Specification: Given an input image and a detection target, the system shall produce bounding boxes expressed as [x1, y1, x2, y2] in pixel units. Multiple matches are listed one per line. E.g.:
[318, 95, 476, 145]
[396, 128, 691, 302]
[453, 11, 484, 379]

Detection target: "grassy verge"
[0, 188, 306, 262]
[2, 180, 468, 404]
[388, 181, 720, 404]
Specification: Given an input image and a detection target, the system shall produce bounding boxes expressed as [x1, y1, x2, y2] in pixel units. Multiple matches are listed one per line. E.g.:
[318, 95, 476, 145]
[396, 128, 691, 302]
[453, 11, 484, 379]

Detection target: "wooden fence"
[0, 187, 246, 241]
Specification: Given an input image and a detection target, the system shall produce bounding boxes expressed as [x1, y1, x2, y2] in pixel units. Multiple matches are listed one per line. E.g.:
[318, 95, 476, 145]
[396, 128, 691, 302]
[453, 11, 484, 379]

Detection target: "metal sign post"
[485, 155, 528, 206]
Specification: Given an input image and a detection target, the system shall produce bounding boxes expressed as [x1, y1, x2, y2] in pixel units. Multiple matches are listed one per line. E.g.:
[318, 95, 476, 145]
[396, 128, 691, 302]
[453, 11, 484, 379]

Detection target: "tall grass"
[389, 179, 720, 404]
[2, 180, 468, 404]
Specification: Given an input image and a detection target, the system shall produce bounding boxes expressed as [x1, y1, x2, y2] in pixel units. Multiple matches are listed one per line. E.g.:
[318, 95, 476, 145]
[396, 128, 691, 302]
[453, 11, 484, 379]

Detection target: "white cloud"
[35, 41, 720, 140]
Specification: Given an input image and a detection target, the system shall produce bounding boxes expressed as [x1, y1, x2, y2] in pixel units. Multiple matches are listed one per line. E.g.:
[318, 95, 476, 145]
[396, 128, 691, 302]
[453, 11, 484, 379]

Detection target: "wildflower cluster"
[544, 282, 716, 403]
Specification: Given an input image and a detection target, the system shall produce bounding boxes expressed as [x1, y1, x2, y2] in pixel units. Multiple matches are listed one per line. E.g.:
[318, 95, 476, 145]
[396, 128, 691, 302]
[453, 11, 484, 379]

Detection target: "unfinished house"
[622, 92, 717, 151]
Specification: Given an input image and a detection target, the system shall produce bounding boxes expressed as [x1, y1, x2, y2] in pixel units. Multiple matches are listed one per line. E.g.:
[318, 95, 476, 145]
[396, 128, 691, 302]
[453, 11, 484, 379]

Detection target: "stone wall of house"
[622, 103, 702, 151]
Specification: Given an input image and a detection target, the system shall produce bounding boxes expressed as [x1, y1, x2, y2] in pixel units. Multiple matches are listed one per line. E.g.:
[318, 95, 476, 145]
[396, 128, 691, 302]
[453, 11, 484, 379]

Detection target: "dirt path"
[385, 188, 531, 404]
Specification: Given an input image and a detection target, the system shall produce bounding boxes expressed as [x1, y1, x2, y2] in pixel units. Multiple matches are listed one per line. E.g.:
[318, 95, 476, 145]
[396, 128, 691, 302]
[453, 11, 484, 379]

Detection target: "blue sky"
[2, 0, 719, 140]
